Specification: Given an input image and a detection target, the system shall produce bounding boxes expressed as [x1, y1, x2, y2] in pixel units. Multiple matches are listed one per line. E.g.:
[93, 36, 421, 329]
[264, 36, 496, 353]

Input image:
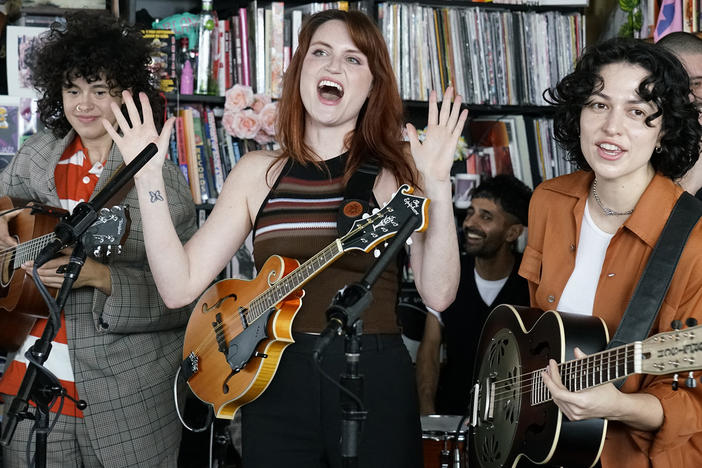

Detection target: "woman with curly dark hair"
[518, 37, 702, 466]
[0, 11, 196, 467]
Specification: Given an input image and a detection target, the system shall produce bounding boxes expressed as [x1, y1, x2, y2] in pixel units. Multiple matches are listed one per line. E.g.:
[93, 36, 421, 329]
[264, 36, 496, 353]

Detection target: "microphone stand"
[0, 143, 158, 466]
[318, 216, 420, 468]
[1, 241, 87, 468]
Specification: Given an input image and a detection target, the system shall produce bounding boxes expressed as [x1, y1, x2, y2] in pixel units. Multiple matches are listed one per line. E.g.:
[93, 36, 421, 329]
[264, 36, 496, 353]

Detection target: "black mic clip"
[313, 283, 372, 361]
[53, 202, 99, 247]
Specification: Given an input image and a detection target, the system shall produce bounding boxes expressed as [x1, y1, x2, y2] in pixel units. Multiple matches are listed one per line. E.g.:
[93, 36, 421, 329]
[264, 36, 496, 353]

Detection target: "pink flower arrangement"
[222, 84, 277, 144]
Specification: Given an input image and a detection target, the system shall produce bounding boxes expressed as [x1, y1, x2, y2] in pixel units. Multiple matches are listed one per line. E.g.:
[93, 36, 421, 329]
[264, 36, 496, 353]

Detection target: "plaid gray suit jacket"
[0, 130, 198, 467]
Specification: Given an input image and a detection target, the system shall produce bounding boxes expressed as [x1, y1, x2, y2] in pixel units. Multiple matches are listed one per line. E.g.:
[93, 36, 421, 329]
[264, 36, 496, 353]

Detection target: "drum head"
[420, 415, 470, 436]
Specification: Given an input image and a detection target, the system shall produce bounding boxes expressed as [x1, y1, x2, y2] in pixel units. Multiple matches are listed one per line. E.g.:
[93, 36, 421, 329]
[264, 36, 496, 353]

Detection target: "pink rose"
[225, 84, 254, 113]
[230, 109, 261, 139]
[221, 110, 238, 137]
[251, 93, 272, 113]
[254, 130, 274, 145]
[258, 102, 277, 136]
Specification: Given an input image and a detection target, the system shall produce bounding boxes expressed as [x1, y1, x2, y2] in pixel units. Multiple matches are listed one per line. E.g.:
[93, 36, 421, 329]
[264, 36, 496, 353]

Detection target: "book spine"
[206, 108, 225, 194]
[174, 116, 188, 182]
[255, 7, 266, 93]
[238, 8, 251, 87]
[270, 2, 284, 98]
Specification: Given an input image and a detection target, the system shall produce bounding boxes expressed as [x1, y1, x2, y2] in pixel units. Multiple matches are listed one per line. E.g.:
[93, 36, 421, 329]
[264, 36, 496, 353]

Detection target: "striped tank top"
[253, 153, 401, 334]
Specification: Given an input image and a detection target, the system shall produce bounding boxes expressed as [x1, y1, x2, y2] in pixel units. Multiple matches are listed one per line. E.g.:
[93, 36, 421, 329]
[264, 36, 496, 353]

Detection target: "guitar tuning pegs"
[405, 237, 413, 246]
[374, 249, 381, 258]
[687, 372, 697, 388]
[673, 373, 679, 391]
[671, 320, 683, 330]
[362, 213, 370, 219]
[371, 208, 380, 214]
[686, 317, 698, 327]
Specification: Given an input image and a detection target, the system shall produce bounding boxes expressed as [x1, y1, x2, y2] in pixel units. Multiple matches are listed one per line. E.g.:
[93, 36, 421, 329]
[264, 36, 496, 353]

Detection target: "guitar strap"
[607, 191, 702, 387]
[336, 160, 379, 236]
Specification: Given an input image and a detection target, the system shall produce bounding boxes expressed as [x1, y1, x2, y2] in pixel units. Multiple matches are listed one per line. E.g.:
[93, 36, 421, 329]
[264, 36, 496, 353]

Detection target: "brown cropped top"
[252, 153, 401, 334]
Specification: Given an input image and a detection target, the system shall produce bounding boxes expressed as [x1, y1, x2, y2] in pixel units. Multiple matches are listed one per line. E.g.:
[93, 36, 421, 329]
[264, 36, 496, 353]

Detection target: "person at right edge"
[103, 9, 466, 468]
[521, 37, 702, 466]
[657, 32, 702, 197]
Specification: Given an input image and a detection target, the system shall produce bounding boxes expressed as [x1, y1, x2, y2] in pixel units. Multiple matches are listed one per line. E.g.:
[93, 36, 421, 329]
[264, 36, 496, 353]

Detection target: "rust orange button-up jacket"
[519, 171, 702, 467]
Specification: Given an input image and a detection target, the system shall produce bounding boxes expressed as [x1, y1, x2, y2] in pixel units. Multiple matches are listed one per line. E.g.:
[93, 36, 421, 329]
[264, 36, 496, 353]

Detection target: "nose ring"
[76, 104, 86, 112]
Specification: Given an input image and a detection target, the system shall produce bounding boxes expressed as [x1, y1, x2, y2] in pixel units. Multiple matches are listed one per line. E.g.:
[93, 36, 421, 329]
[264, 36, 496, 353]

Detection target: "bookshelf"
[114, 0, 586, 193]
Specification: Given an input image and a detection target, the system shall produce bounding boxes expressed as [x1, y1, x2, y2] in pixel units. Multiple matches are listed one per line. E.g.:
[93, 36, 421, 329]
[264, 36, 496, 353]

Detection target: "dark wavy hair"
[28, 11, 163, 138]
[471, 174, 532, 226]
[276, 9, 417, 187]
[545, 37, 702, 180]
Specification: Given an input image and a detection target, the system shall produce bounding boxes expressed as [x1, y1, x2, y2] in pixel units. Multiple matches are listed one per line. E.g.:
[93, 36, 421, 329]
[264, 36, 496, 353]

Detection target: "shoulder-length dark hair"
[545, 37, 702, 180]
[29, 11, 163, 138]
[276, 9, 417, 187]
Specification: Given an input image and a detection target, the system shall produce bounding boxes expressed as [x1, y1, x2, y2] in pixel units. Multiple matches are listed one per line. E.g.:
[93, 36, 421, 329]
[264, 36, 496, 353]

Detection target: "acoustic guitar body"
[471, 305, 609, 468]
[0, 197, 60, 351]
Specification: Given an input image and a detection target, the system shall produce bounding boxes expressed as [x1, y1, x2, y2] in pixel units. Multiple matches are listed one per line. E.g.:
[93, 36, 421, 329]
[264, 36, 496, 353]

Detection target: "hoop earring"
[655, 145, 662, 153]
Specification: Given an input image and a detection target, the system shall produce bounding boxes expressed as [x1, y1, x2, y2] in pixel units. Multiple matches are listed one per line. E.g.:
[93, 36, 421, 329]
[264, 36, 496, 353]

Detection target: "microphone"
[312, 215, 420, 360]
[53, 142, 158, 247]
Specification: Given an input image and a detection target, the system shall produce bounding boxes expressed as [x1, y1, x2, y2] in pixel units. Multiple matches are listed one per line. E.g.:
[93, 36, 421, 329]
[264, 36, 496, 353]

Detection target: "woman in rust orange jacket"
[519, 38, 702, 467]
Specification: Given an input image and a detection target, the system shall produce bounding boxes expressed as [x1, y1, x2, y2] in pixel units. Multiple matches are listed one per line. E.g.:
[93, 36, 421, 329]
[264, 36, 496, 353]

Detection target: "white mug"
[451, 173, 480, 209]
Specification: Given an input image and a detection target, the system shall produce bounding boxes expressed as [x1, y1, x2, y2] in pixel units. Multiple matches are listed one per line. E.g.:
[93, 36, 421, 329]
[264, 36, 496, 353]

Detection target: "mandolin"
[180, 184, 429, 419]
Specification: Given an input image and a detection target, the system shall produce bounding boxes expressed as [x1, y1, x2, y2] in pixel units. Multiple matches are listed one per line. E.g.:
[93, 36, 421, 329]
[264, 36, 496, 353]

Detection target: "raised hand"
[102, 90, 174, 181]
[405, 86, 468, 185]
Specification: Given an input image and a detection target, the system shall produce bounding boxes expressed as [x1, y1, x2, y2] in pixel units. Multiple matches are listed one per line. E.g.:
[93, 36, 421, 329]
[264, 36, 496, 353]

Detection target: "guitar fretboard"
[245, 240, 344, 323]
[531, 343, 639, 405]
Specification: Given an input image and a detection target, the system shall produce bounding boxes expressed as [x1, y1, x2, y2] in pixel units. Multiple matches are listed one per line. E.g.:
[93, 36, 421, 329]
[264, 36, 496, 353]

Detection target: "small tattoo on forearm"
[149, 190, 164, 203]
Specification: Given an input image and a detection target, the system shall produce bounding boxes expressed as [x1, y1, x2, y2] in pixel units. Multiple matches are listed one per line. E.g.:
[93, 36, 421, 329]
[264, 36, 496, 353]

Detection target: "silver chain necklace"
[592, 179, 634, 216]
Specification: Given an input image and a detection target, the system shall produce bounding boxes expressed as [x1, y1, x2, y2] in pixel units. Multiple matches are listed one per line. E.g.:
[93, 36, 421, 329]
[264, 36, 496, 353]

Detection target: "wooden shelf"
[164, 93, 225, 106]
[403, 100, 555, 115]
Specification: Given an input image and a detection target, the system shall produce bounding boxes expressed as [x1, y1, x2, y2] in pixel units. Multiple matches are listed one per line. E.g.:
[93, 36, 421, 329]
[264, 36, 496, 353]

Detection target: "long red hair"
[275, 9, 417, 187]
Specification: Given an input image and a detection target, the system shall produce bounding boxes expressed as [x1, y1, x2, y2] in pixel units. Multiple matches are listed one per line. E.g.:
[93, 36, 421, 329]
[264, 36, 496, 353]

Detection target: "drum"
[421, 415, 470, 468]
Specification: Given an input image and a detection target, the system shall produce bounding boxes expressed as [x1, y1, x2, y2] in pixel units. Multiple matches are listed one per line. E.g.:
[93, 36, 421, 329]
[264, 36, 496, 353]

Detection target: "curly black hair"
[471, 174, 532, 226]
[28, 11, 163, 138]
[544, 37, 702, 180]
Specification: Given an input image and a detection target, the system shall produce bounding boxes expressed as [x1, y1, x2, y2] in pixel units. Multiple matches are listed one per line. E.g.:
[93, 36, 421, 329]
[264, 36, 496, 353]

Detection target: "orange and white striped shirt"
[0, 136, 103, 417]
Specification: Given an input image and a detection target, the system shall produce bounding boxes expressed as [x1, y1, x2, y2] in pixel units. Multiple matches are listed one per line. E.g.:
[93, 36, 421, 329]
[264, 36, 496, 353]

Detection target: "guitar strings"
[488, 347, 637, 403]
[189, 213, 378, 358]
[0, 233, 55, 268]
[195, 241, 343, 357]
[491, 351, 635, 397]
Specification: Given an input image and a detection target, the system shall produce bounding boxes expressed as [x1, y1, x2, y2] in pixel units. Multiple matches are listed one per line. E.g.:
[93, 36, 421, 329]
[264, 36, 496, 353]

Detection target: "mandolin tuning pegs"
[372, 208, 380, 214]
[374, 249, 381, 258]
[362, 213, 370, 219]
[405, 237, 413, 246]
